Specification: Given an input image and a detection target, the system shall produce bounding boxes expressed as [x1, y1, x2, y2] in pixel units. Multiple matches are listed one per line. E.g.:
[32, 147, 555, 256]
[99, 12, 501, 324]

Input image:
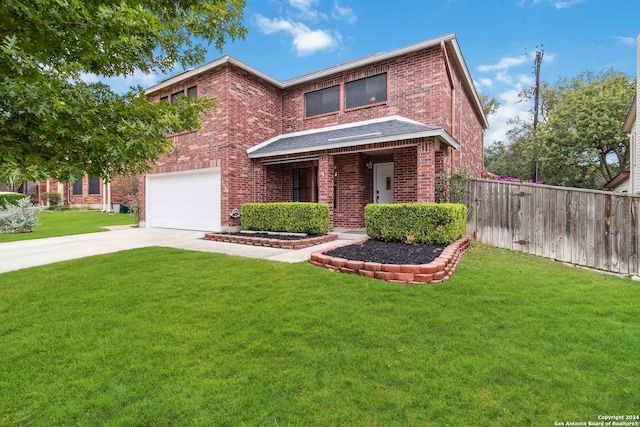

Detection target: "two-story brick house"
[139, 33, 488, 232]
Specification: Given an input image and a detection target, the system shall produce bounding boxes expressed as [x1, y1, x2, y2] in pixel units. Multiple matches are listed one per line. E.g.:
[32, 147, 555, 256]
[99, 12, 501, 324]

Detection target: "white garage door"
[146, 168, 221, 231]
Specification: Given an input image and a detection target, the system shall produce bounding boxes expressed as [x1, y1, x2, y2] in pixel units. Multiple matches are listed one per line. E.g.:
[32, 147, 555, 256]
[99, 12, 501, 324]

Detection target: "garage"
[145, 168, 221, 231]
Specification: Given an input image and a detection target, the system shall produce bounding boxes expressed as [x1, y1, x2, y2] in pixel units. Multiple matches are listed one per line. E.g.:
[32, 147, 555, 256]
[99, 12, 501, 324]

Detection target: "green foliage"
[478, 92, 500, 117]
[435, 168, 469, 203]
[241, 202, 330, 235]
[0, 197, 42, 233]
[485, 71, 635, 189]
[40, 191, 62, 206]
[0, 0, 246, 181]
[365, 203, 467, 245]
[0, 193, 26, 209]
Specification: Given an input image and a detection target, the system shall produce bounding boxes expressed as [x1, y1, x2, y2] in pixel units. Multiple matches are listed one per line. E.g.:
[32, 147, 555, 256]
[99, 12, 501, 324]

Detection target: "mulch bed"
[325, 239, 445, 265]
[227, 232, 317, 241]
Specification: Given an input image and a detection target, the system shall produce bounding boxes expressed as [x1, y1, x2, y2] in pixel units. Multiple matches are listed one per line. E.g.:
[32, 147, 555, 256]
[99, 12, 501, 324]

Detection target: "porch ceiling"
[247, 115, 459, 159]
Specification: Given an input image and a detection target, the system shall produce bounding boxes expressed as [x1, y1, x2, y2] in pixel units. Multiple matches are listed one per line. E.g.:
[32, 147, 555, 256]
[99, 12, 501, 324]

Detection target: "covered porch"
[247, 116, 459, 230]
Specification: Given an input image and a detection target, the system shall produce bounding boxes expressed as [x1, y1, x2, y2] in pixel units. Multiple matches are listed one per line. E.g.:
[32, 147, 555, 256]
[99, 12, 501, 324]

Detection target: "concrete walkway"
[0, 226, 364, 274]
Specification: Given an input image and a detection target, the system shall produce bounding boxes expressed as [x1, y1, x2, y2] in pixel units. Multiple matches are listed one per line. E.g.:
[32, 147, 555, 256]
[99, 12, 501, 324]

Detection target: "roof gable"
[145, 34, 488, 129]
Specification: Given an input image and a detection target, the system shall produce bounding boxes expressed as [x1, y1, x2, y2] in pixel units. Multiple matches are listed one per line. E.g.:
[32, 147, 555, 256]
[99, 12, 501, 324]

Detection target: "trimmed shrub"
[365, 202, 467, 245]
[242, 202, 329, 235]
[0, 197, 43, 234]
[0, 193, 27, 209]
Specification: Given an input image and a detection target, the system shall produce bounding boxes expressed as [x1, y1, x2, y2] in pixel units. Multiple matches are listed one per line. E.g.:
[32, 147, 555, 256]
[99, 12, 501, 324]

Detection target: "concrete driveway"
[0, 226, 349, 274]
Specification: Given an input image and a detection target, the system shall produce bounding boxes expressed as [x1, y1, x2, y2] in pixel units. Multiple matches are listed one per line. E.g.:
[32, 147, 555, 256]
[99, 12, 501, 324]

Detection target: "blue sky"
[98, 0, 638, 145]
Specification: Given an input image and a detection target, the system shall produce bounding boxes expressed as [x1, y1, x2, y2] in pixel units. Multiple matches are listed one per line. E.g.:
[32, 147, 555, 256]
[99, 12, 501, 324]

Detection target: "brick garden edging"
[203, 233, 337, 250]
[309, 236, 470, 284]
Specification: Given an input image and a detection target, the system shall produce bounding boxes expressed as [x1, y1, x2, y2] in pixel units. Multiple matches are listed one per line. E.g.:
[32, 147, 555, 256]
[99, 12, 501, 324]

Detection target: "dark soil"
[227, 232, 318, 241]
[326, 239, 445, 265]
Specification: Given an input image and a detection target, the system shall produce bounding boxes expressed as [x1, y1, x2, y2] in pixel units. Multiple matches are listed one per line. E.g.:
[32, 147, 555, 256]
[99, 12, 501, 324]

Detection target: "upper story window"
[305, 85, 340, 117]
[159, 96, 169, 102]
[345, 73, 387, 109]
[171, 91, 183, 103]
[187, 86, 197, 99]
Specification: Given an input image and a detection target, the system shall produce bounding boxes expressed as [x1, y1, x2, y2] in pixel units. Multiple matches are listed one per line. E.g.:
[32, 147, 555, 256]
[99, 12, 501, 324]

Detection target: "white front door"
[374, 163, 393, 204]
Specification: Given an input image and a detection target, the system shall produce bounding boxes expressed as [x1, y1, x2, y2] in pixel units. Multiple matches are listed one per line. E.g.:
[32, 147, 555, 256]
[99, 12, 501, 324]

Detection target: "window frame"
[72, 179, 83, 196]
[88, 177, 101, 195]
[187, 86, 197, 99]
[345, 73, 388, 110]
[293, 167, 315, 202]
[171, 90, 184, 104]
[304, 85, 340, 118]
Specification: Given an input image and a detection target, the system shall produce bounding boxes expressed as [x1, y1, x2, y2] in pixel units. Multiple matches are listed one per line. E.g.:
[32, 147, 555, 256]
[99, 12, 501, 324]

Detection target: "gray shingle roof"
[248, 116, 450, 158]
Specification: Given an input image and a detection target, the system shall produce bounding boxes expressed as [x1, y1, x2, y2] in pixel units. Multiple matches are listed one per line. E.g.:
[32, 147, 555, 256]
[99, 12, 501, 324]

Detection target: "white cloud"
[485, 89, 532, 144]
[495, 71, 513, 85]
[616, 36, 636, 46]
[551, 0, 585, 8]
[478, 78, 493, 87]
[332, 2, 357, 24]
[255, 15, 340, 56]
[477, 55, 529, 73]
[287, 0, 325, 21]
[289, 0, 317, 11]
[517, 73, 534, 86]
[518, 0, 585, 8]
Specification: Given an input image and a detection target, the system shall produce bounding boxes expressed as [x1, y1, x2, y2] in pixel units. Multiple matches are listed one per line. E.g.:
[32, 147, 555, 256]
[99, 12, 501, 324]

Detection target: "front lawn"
[0, 245, 638, 425]
[0, 210, 135, 242]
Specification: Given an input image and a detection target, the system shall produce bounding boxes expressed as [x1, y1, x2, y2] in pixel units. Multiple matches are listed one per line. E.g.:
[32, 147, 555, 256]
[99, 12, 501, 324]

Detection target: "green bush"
[0, 197, 42, 233]
[0, 193, 28, 209]
[242, 202, 329, 235]
[365, 203, 467, 245]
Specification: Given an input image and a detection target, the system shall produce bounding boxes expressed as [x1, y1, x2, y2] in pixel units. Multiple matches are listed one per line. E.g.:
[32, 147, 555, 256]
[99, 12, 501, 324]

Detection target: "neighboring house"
[140, 33, 488, 232]
[38, 175, 129, 210]
[617, 93, 637, 193]
[603, 170, 630, 193]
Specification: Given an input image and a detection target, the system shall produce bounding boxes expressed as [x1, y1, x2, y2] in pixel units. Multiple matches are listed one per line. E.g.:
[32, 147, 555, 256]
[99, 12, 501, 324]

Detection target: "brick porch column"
[417, 139, 436, 202]
[252, 161, 265, 203]
[317, 154, 335, 231]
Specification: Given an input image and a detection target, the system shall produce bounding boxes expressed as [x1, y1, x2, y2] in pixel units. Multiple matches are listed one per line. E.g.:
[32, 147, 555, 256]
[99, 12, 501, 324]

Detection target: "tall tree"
[478, 92, 500, 118]
[535, 70, 635, 185]
[0, 0, 246, 182]
[484, 71, 635, 188]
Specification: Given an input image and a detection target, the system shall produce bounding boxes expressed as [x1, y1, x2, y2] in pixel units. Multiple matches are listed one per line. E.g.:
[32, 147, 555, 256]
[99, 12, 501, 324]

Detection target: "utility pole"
[533, 50, 544, 130]
[533, 49, 544, 182]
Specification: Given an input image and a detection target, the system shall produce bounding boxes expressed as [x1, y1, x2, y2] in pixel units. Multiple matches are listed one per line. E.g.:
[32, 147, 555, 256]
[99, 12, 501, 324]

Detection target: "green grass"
[0, 210, 135, 242]
[0, 244, 638, 426]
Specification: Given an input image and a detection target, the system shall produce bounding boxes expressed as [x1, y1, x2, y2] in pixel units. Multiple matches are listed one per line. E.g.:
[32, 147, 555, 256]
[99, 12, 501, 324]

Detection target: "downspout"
[45, 179, 50, 208]
[107, 182, 112, 213]
[441, 40, 456, 171]
[102, 183, 106, 211]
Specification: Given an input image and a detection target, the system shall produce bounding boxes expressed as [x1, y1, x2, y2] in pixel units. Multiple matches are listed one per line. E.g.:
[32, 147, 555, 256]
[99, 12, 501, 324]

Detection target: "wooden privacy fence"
[464, 178, 639, 276]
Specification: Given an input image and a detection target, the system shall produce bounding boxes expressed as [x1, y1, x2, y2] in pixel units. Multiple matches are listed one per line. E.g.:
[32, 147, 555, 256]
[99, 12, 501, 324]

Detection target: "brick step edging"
[309, 237, 470, 284]
[203, 233, 337, 250]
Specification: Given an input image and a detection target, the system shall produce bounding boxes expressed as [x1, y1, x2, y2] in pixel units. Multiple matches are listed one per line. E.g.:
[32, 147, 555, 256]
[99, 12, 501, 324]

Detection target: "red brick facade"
[38, 175, 129, 209]
[142, 35, 487, 231]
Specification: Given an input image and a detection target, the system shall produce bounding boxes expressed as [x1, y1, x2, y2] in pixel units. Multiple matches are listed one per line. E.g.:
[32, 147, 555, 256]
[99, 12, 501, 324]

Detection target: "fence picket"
[465, 179, 640, 276]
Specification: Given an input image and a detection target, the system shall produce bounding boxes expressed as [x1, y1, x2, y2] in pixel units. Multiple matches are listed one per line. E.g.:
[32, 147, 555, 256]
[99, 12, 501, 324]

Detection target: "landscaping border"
[309, 236, 470, 284]
[203, 233, 337, 249]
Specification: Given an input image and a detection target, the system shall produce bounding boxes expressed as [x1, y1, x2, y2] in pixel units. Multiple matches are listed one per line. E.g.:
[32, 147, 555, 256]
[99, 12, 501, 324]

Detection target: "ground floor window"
[72, 179, 83, 195]
[89, 177, 101, 195]
[293, 167, 316, 202]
